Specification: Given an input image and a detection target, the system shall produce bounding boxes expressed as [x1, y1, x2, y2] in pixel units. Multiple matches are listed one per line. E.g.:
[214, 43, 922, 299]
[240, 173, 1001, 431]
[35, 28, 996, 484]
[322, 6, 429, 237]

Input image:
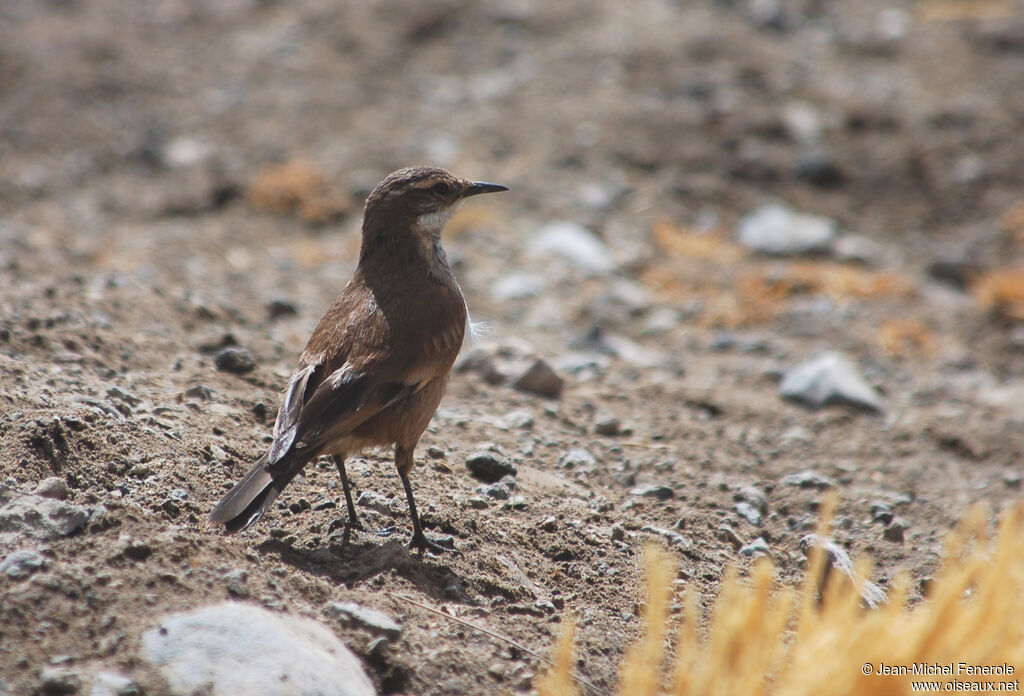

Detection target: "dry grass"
[652, 220, 746, 264]
[537, 500, 1024, 696]
[641, 220, 915, 329]
[973, 268, 1024, 321]
[878, 319, 936, 357]
[246, 159, 352, 224]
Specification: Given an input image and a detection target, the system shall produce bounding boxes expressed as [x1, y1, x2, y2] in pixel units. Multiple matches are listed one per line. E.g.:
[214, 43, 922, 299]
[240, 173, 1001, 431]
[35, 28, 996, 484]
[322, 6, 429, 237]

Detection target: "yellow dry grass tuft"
[973, 268, 1024, 321]
[246, 159, 352, 224]
[537, 500, 1024, 696]
[536, 617, 579, 696]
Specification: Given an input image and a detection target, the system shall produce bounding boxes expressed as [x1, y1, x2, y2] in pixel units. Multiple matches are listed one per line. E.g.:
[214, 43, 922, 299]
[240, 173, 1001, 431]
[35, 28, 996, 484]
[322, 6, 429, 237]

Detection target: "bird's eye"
[430, 181, 453, 196]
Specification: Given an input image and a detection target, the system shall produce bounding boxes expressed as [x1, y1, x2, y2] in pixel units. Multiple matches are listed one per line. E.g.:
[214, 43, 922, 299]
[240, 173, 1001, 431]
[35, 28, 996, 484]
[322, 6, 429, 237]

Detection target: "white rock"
[141, 603, 376, 696]
[737, 204, 837, 256]
[491, 272, 544, 301]
[164, 136, 211, 167]
[90, 671, 139, 696]
[531, 222, 614, 273]
[833, 234, 883, 266]
[781, 101, 824, 145]
[780, 352, 883, 413]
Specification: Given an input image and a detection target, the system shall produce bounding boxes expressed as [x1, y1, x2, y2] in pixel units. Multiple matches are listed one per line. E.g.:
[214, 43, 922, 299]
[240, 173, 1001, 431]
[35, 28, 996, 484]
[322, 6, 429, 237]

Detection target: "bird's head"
[363, 166, 508, 240]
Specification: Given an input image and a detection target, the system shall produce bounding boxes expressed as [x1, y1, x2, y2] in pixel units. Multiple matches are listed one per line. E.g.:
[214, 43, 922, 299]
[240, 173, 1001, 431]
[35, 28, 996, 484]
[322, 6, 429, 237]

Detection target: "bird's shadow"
[256, 527, 470, 604]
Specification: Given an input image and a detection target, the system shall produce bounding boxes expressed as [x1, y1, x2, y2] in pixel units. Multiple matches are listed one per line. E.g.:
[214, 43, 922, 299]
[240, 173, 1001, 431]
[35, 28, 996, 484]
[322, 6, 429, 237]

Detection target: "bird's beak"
[462, 181, 509, 198]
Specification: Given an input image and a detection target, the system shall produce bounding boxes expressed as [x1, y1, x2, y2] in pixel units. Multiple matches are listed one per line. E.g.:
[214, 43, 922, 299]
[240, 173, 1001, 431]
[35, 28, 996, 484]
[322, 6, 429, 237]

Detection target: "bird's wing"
[267, 361, 410, 465]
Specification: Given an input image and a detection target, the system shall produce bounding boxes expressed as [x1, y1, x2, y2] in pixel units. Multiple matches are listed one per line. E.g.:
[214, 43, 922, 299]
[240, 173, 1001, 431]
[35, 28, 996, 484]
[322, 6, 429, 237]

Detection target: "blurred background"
[3, 0, 1024, 363]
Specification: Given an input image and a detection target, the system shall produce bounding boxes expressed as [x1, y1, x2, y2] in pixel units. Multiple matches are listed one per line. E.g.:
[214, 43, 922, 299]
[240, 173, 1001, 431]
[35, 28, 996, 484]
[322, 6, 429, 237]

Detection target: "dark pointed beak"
[462, 181, 509, 198]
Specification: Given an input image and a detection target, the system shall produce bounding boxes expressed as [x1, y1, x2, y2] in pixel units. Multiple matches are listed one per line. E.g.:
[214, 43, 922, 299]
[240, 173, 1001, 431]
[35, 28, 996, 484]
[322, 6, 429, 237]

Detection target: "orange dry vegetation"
[1001, 202, 1024, 245]
[246, 159, 352, 224]
[652, 220, 746, 264]
[783, 261, 914, 301]
[877, 319, 936, 357]
[537, 499, 1024, 696]
[972, 268, 1024, 321]
[643, 221, 915, 329]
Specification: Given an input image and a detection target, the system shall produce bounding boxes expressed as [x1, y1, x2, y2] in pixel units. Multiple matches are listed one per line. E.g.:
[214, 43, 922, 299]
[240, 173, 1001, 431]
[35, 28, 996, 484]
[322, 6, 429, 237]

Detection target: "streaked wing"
[268, 362, 318, 464]
[294, 366, 411, 447]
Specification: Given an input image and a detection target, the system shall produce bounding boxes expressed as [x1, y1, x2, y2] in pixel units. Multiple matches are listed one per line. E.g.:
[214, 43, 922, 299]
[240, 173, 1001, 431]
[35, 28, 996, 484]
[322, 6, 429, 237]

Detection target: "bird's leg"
[396, 445, 452, 554]
[332, 454, 363, 531]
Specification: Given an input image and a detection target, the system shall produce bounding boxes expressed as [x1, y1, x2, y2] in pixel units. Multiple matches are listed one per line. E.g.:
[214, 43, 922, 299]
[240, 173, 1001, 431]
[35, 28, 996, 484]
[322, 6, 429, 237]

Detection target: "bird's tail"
[208, 448, 319, 534]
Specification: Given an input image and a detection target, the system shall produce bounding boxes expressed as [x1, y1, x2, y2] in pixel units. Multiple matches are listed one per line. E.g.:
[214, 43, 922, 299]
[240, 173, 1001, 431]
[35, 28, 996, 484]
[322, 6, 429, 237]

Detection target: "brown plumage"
[208, 166, 507, 552]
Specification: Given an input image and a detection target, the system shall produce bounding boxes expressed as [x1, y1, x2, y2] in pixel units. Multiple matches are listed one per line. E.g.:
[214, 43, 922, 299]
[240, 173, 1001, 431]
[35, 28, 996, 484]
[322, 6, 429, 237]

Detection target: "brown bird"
[208, 166, 507, 552]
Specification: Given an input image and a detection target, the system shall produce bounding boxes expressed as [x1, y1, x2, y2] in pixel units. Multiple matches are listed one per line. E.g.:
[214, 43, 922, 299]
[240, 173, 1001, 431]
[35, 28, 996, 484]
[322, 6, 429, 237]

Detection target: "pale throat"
[415, 203, 459, 236]
[415, 203, 462, 283]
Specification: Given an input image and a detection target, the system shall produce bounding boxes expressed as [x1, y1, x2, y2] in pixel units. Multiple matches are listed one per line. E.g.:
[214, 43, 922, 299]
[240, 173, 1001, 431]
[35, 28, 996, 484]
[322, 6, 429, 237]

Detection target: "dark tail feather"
[208, 449, 317, 534]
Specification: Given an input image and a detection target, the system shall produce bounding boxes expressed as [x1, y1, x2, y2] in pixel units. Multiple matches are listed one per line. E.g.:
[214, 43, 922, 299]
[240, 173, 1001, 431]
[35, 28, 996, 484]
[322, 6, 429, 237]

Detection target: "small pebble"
[883, 517, 909, 543]
[717, 524, 745, 550]
[594, 414, 621, 436]
[465, 451, 516, 483]
[184, 385, 212, 401]
[641, 525, 689, 548]
[558, 449, 596, 469]
[735, 502, 762, 526]
[869, 500, 894, 524]
[33, 477, 69, 500]
[214, 347, 256, 374]
[91, 671, 140, 696]
[629, 484, 674, 501]
[512, 359, 564, 398]
[39, 666, 82, 694]
[266, 297, 299, 319]
[739, 537, 771, 558]
[780, 352, 883, 413]
[737, 203, 837, 256]
[325, 601, 402, 639]
[1003, 470, 1022, 489]
[531, 221, 614, 274]
[477, 482, 511, 500]
[781, 470, 836, 490]
[735, 485, 768, 514]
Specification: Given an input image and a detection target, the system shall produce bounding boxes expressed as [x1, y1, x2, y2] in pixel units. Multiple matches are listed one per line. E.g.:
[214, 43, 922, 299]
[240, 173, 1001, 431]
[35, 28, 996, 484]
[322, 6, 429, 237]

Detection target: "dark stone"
[794, 152, 845, 188]
[629, 484, 674, 501]
[465, 451, 516, 483]
[214, 347, 255, 374]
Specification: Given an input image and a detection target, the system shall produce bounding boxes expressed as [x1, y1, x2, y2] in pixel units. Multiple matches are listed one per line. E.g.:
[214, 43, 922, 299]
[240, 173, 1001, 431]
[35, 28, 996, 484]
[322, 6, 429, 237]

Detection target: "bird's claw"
[406, 532, 458, 555]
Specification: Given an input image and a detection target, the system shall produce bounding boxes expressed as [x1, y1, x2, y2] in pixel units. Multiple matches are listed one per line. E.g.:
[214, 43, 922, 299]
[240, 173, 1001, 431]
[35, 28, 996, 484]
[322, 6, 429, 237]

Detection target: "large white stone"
[141, 603, 376, 696]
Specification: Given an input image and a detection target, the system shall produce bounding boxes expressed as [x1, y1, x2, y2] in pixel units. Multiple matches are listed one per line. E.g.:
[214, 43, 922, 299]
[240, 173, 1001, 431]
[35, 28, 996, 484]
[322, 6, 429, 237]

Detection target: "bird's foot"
[406, 531, 458, 555]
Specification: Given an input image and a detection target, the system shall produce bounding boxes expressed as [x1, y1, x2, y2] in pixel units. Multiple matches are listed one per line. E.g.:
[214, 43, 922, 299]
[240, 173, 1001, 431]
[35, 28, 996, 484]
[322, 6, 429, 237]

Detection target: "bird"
[208, 166, 508, 553]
